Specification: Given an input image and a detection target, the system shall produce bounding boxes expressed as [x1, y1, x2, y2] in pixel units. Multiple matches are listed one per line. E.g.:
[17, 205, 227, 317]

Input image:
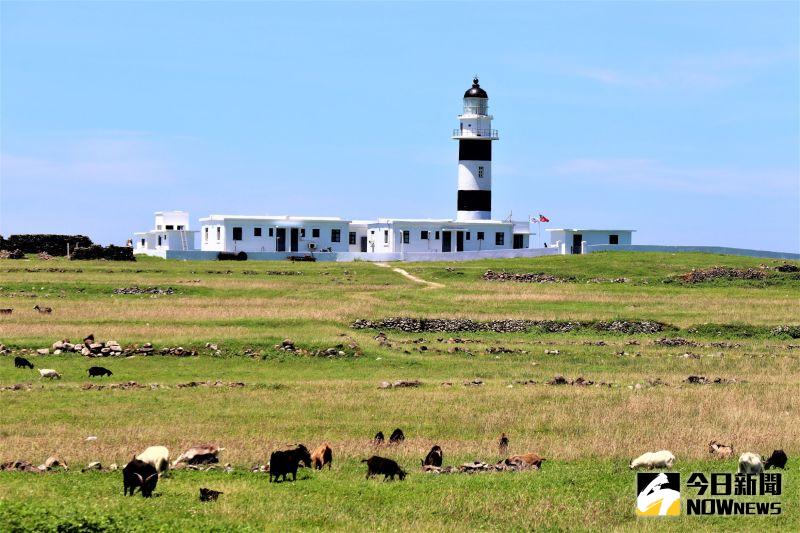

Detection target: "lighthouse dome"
[464, 77, 488, 99]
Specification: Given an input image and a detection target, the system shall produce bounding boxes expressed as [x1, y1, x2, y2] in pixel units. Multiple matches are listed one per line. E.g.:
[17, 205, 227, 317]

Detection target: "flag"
[538, 214, 550, 223]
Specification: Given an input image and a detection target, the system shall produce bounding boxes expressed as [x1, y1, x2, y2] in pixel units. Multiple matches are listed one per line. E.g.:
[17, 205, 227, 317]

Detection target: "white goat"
[629, 450, 676, 470]
[136, 446, 170, 474]
[38, 368, 61, 379]
[738, 452, 763, 475]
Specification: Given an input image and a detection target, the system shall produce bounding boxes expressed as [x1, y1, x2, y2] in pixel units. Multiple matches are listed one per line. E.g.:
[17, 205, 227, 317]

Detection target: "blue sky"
[1, 2, 798, 251]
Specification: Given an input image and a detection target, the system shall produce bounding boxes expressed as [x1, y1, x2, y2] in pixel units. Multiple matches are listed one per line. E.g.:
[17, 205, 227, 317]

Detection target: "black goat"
[373, 431, 385, 446]
[199, 488, 223, 502]
[389, 428, 405, 444]
[362, 456, 406, 481]
[14, 357, 34, 369]
[269, 444, 311, 482]
[764, 450, 788, 470]
[87, 366, 113, 377]
[122, 458, 158, 497]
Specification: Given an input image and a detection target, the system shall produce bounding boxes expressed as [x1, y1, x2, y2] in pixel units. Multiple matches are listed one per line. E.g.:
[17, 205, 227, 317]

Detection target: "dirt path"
[373, 262, 445, 288]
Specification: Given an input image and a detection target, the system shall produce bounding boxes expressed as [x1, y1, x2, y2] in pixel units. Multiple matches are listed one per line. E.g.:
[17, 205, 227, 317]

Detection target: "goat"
[373, 431, 385, 446]
[629, 450, 676, 470]
[199, 488, 223, 502]
[136, 446, 170, 474]
[0, 308, 12, 315]
[123, 458, 158, 497]
[14, 357, 34, 369]
[763, 450, 788, 470]
[738, 452, 763, 475]
[173, 445, 224, 467]
[38, 368, 61, 379]
[33, 305, 52, 314]
[422, 445, 443, 467]
[269, 444, 311, 482]
[362, 456, 406, 481]
[389, 428, 405, 444]
[504, 452, 545, 470]
[87, 366, 113, 378]
[498, 433, 509, 456]
[311, 443, 333, 470]
[708, 440, 734, 459]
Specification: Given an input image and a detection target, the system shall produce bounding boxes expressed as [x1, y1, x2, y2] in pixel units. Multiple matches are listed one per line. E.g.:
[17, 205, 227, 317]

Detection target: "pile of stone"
[159, 346, 197, 356]
[0, 456, 67, 473]
[546, 375, 613, 387]
[424, 460, 536, 475]
[113, 286, 175, 295]
[463, 379, 484, 386]
[676, 266, 766, 283]
[487, 347, 517, 354]
[654, 337, 699, 347]
[0, 383, 33, 392]
[353, 317, 670, 335]
[482, 270, 574, 283]
[587, 277, 630, 284]
[0, 249, 25, 259]
[0, 344, 11, 355]
[37, 252, 54, 260]
[772, 325, 800, 338]
[81, 381, 153, 391]
[176, 380, 245, 388]
[684, 375, 738, 385]
[378, 380, 421, 389]
[274, 338, 361, 357]
[50, 338, 124, 357]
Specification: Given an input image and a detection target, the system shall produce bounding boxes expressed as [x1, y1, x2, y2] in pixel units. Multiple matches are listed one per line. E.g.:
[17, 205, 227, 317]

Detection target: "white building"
[547, 228, 635, 254]
[134, 211, 197, 257]
[132, 78, 629, 261]
[198, 215, 351, 253]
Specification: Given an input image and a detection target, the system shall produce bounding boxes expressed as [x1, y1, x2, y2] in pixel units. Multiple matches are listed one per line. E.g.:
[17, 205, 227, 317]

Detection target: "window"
[166, 225, 174, 230]
[157, 236, 162, 246]
[232, 227, 243, 241]
[466, 232, 471, 240]
[312, 228, 320, 238]
[140, 238, 145, 246]
[478, 166, 484, 178]
[477, 231, 484, 241]
[177, 225, 184, 230]
[216, 227, 221, 240]
[331, 229, 341, 242]
[156, 225, 162, 230]
[349, 232, 356, 245]
[435, 231, 440, 240]
[495, 232, 504, 246]
[204, 228, 209, 241]
[254, 227, 262, 237]
[609, 234, 619, 245]
[402, 230, 410, 244]
[269, 228, 274, 237]
[300, 228, 306, 238]
[421, 230, 429, 240]
[384, 230, 389, 243]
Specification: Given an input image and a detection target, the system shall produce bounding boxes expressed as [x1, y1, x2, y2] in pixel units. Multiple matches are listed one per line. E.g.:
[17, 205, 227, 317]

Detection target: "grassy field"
[0, 252, 798, 531]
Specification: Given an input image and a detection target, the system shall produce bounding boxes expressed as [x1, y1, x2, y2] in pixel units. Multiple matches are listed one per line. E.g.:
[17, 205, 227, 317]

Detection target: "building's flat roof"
[545, 228, 636, 232]
[373, 218, 513, 225]
[134, 230, 198, 235]
[199, 215, 348, 223]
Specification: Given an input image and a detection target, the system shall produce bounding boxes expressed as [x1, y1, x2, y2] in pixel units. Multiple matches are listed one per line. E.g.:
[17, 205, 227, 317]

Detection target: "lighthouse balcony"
[452, 129, 499, 140]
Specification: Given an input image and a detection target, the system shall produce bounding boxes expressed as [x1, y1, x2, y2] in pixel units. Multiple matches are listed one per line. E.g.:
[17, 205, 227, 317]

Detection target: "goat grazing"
[389, 428, 405, 444]
[33, 305, 52, 314]
[422, 445, 443, 467]
[136, 446, 170, 474]
[14, 357, 34, 369]
[708, 440, 734, 459]
[498, 433, 509, 456]
[363, 456, 406, 481]
[269, 444, 311, 482]
[87, 366, 113, 378]
[311, 443, 333, 470]
[122, 458, 158, 497]
[738, 452, 763, 475]
[629, 450, 676, 470]
[764, 450, 788, 470]
[38, 368, 61, 379]
[373, 431, 385, 446]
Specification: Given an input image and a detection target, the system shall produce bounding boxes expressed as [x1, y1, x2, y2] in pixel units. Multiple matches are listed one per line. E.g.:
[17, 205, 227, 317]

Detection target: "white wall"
[366, 222, 515, 253]
[200, 219, 350, 253]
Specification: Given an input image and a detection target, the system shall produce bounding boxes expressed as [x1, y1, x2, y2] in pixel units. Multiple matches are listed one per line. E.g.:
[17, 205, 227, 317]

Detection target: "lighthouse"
[453, 77, 498, 221]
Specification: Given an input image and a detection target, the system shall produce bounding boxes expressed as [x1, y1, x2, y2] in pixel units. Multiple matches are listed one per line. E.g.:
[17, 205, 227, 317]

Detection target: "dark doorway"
[442, 231, 452, 252]
[571, 233, 583, 254]
[513, 234, 524, 249]
[360, 236, 368, 252]
[276, 228, 286, 252]
[290, 228, 299, 252]
[456, 231, 464, 252]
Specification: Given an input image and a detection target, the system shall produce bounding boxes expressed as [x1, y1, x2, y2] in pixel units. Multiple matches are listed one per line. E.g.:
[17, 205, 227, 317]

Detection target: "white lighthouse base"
[457, 211, 491, 221]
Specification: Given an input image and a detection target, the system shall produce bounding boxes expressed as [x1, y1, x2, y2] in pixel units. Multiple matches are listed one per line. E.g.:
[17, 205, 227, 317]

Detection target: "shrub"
[0, 234, 93, 256]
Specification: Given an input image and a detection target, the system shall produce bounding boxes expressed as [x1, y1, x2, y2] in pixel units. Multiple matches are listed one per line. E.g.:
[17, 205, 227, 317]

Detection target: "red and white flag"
[538, 214, 550, 223]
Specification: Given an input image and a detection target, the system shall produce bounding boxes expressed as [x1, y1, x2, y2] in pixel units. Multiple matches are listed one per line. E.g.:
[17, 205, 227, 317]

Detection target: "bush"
[0, 234, 93, 256]
[70, 245, 135, 261]
[218, 251, 247, 261]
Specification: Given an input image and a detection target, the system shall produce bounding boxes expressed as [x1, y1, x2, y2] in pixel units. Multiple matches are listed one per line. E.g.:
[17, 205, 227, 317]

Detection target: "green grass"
[0, 252, 798, 531]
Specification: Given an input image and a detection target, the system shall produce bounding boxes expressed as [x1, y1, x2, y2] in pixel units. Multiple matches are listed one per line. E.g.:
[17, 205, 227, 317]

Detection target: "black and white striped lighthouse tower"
[453, 77, 498, 221]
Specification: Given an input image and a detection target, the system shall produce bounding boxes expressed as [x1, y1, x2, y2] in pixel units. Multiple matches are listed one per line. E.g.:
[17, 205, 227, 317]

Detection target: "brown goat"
[708, 440, 734, 459]
[311, 443, 333, 470]
[498, 433, 509, 456]
[33, 305, 52, 314]
[0, 308, 12, 315]
[505, 453, 545, 469]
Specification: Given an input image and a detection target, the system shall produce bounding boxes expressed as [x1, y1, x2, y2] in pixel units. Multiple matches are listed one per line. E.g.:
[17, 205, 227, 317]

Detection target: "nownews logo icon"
[636, 473, 681, 516]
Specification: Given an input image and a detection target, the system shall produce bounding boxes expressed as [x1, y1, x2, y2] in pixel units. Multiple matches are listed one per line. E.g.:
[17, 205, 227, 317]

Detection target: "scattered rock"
[113, 286, 175, 295]
[654, 337, 698, 347]
[378, 380, 422, 389]
[675, 266, 766, 283]
[463, 379, 484, 386]
[482, 270, 575, 283]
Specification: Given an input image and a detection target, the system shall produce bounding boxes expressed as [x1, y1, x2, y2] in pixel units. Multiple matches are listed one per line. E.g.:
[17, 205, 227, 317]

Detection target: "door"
[276, 228, 286, 252]
[456, 231, 464, 252]
[290, 228, 299, 252]
[442, 231, 452, 252]
[360, 236, 368, 252]
[513, 234, 524, 249]
[572, 233, 583, 254]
